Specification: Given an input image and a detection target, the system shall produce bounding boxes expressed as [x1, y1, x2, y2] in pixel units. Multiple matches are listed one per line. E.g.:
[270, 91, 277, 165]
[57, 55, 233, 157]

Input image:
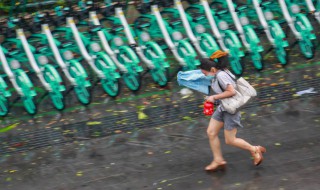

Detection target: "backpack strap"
[217, 79, 224, 92]
[223, 69, 237, 81]
[216, 72, 224, 92]
[216, 70, 236, 92]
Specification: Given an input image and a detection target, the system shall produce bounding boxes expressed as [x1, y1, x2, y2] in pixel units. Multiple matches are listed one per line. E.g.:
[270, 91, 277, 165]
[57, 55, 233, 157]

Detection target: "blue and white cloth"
[177, 69, 214, 95]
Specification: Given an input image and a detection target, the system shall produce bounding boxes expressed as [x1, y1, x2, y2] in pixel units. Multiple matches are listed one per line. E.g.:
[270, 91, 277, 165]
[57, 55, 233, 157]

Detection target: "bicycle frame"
[17, 29, 66, 110]
[278, 0, 316, 59]
[252, 0, 289, 65]
[305, 0, 320, 23]
[41, 24, 92, 105]
[88, 12, 128, 73]
[114, 8, 156, 69]
[0, 44, 37, 115]
[88, 12, 144, 91]
[187, 0, 244, 75]
[64, 17, 123, 96]
[113, 7, 170, 87]
[226, 0, 264, 70]
[172, 0, 220, 58]
[151, 5, 200, 70]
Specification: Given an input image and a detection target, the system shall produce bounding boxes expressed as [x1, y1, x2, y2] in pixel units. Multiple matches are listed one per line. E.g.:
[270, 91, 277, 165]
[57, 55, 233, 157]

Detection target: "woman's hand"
[205, 95, 216, 103]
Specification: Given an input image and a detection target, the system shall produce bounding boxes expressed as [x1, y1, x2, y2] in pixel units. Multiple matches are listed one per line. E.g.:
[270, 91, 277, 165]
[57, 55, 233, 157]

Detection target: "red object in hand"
[203, 101, 214, 116]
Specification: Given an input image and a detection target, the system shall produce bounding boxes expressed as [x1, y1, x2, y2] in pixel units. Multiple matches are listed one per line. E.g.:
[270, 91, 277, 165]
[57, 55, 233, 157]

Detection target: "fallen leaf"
[182, 116, 193, 120]
[86, 121, 102, 125]
[275, 143, 281, 146]
[76, 171, 83, 177]
[138, 111, 148, 120]
[0, 123, 20, 133]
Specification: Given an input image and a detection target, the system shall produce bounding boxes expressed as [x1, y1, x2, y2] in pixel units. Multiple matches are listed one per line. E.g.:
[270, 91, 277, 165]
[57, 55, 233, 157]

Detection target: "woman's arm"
[206, 84, 236, 102]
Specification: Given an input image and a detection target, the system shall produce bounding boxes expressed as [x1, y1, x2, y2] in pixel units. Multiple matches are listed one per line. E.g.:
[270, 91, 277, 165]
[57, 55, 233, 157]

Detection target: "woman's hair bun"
[209, 50, 228, 61]
[199, 50, 229, 71]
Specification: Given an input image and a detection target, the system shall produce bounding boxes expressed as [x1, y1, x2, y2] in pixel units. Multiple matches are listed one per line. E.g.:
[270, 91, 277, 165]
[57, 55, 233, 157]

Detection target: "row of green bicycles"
[0, 0, 319, 116]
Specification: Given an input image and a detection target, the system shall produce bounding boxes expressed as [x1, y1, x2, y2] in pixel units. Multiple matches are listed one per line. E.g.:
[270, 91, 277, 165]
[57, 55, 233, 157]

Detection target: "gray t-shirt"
[211, 70, 236, 111]
[211, 70, 236, 94]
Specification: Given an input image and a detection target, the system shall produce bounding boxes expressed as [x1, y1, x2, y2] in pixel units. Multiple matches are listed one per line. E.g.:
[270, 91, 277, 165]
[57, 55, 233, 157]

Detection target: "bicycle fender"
[243, 26, 260, 44]
[95, 52, 117, 70]
[43, 64, 65, 91]
[243, 26, 263, 52]
[198, 33, 220, 52]
[224, 30, 242, 48]
[144, 41, 167, 59]
[68, 60, 91, 87]
[0, 77, 11, 97]
[269, 20, 289, 47]
[15, 69, 37, 96]
[178, 40, 197, 56]
[295, 14, 316, 39]
[118, 46, 140, 63]
[295, 14, 314, 32]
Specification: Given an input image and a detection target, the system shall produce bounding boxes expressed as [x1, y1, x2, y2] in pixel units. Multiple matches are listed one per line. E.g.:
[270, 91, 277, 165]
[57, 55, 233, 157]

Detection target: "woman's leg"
[224, 128, 255, 152]
[224, 128, 266, 165]
[206, 118, 226, 169]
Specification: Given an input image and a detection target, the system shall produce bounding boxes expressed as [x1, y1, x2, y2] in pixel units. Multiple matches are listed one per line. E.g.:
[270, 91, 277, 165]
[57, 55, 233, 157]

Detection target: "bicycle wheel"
[299, 39, 315, 59]
[144, 44, 169, 87]
[23, 96, 37, 115]
[68, 61, 92, 105]
[75, 85, 91, 105]
[50, 91, 65, 110]
[150, 68, 169, 87]
[0, 96, 9, 117]
[101, 77, 121, 97]
[123, 72, 141, 92]
[275, 45, 289, 65]
[228, 48, 243, 75]
[251, 51, 263, 71]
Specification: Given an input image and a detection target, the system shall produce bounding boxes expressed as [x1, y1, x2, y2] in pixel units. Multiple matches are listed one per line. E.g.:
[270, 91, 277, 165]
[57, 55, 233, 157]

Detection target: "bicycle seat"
[235, 5, 248, 12]
[189, 12, 205, 21]
[7, 48, 20, 56]
[110, 24, 124, 33]
[216, 9, 228, 16]
[11, 18, 20, 25]
[61, 40, 74, 48]
[260, 0, 272, 7]
[136, 20, 151, 29]
[34, 43, 48, 53]
[169, 18, 182, 26]
[89, 25, 102, 33]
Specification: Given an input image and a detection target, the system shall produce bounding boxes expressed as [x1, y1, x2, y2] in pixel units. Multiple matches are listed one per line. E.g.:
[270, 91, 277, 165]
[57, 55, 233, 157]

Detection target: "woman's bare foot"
[205, 160, 227, 172]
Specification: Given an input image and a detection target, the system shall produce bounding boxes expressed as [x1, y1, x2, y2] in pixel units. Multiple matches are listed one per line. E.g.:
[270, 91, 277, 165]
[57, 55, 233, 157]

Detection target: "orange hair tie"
[209, 50, 228, 60]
